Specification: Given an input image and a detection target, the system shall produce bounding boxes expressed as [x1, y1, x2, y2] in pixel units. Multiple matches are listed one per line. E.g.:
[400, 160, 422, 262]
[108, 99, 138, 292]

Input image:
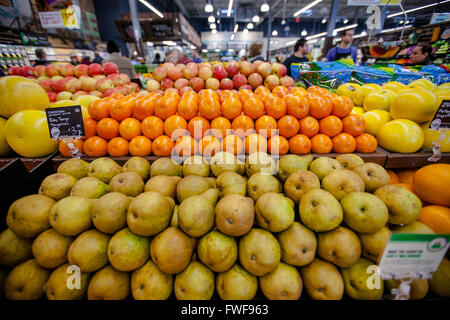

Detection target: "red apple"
[65, 78, 82, 93]
[239, 61, 254, 77]
[72, 91, 88, 101]
[116, 86, 129, 95]
[206, 78, 220, 90]
[239, 85, 252, 91]
[280, 76, 294, 87]
[52, 78, 68, 92]
[175, 78, 189, 90]
[264, 75, 280, 91]
[183, 63, 198, 79]
[146, 79, 160, 91]
[47, 91, 57, 102]
[220, 78, 234, 90]
[233, 74, 248, 89]
[107, 74, 124, 86]
[8, 66, 21, 76]
[89, 90, 103, 98]
[19, 66, 33, 77]
[130, 83, 139, 92]
[248, 73, 263, 89]
[176, 63, 186, 70]
[167, 67, 183, 81]
[60, 64, 75, 77]
[198, 62, 212, 70]
[272, 63, 287, 77]
[45, 64, 61, 77]
[160, 78, 174, 91]
[74, 64, 89, 77]
[103, 62, 119, 75]
[56, 91, 72, 101]
[189, 77, 204, 92]
[198, 67, 213, 81]
[212, 65, 228, 80]
[162, 62, 175, 73]
[226, 61, 240, 78]
[94, 75, 106, 79]
[257, 62, 272, 78]
[253, 60, 264, 70]
[119, 73, 131, 84]
[39, 79, 53, 92]
[88, 63, 103, 76]
[33, 65, 46, 77]
[103, 88, 119, 97]
[179, 86, 194, 96]
[81, 77, 97, 91]
[96, 78, 114, 93]
[152, 67, 167, 82]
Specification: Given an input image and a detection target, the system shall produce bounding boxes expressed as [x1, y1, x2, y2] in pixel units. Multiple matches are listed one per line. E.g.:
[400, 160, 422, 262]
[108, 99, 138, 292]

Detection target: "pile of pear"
[0, 151, 449, 300]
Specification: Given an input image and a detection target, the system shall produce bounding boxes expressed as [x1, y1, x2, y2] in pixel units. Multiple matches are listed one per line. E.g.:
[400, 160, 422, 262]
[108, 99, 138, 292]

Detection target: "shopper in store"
[249, 43, 265, 62]
[282, 38, 310, 77]
[326, 29, 357, 63]
[166, 49, 181, 64]
[93, 52, 103, 64]
[192, 49, 202, 63]
[33, 48, 49, 66]
[153, 53, 161, 64]
[103, 40, 136, 79]
[70, 55, 79, 65]
[81, 56, 92, 65]
[407, 42, 432, 65]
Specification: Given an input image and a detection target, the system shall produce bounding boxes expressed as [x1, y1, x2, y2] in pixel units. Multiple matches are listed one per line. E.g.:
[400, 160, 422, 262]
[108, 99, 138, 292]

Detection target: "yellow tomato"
[336, 83, 360, 101]
[351, 107, 364, 116]
[421, 122, 450, 153]
[376, 119, 424, 153]
[382, 81, 407, 93]
[363, 89, 396, 111]
[5, 110, 59, 157]
[363, 110, 392, 136]
[353, 84, 381, 106]
[0, 117, 12, 156]
[390, 90, 439, 123]
[407, 79, 436, 91]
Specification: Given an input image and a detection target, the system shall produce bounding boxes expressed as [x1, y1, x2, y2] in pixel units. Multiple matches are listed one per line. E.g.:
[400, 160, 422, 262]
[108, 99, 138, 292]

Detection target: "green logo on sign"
[427, 237, 447, 252]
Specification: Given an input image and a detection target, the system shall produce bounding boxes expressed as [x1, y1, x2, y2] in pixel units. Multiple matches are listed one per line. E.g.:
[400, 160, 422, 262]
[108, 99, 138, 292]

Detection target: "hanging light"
[247, 22, 254, 29]
[343, 18, 349, 24]
[212, 29, 217, 34]
[399, 20, 404, 24]
[231, 34, 235, 40]
[252, 15, 260, 23]
[272, 30, 278, 36]
[208, 15, 215, 23]
[210, 23, 216, 29]
[205, 1, 213, 12]
[261, 1, 269, 12]
[217, 19, 221, 24]
[322, 18, 327, 24]
[234, 24, 238, 33]
[281, 19, 286, 25]
[243, 28, 248, 34]
[301, 30, 307, 36]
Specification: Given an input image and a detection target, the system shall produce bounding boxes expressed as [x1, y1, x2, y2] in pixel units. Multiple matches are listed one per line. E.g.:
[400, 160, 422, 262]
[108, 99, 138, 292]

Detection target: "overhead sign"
[38, 11, 65, 28]
[38, 5, 81, 29]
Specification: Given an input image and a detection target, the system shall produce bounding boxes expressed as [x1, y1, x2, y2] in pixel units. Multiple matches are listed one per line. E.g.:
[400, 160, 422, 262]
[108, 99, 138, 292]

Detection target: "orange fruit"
[290, 87, 307, 96]
[83, 136, 108, 157]
[220, 90, 239, 103]
[102, 97, 116, 103]
[222, 97, 243, 120]
[222, 134, 244, 155]
[397, 169, 416, 185]
[311, 134, 333, 154]
[342, 114, 366, 136]
[111, 92, 124, 100]
[243, 96, 265, 120]
[110, 99, 133, 122]
[309, 95, 332, 119]
[254, 86, 270, 96]
[417, 205, 450, 233]
[164, 115, 188, 139]
[319, 115, 343, 137]
[307, 85, 322, 94]
[188, 116, 210, 139]
[238, 89, 254, 103]
[199, 89, 218, 100]
[199, 98, 221, 120]
[413, 164, 450, 207]
[355, 133, 377, 153]
[132, 97, 155, 120]
[181, 91, 199, 102]
[272, 86, 289, 98]
[265, 96, 286, 119]
[332, 133, 356, 153]
[141, 116, 164, 140]
[211, 117, 232, 139]
[129, 136, 152, 156]
[83, 117, 97, 138]
[88, 100, 110, 121]
[387, 170, 400, 184]
[152, 135, 174, 157]
[178, 97, 199, 120]
[268, 135, 289, 155]
[107, 137, 129, 157]
[255, 115, 277, 138]
[97, 118, 120, 140]
[331, 95, 353, 118]
[299, 116, 319, 137]
[59, 138, 84, 157]
[164, 90, 180, 100]
[174, 135, 197, 157]
[278, 115, 300, 138]
[119, 118, 141, 140]
[289, 134, 311, 154]
[231, 115, 255, 138]
[284, 94, 309, 119]
[154, 96, 178, 120]
[199, 135, 221, 157]
[244, 133, 268, 154]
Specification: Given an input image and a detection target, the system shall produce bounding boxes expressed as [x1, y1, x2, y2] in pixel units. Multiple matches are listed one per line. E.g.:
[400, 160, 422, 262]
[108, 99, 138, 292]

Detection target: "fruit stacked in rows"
[61, 84, 377, 158]
[1, 154, 449, 300]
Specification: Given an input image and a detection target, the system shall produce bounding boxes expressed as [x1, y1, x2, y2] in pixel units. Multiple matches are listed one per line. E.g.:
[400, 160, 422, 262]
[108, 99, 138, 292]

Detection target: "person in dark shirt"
[249, 43, 265, 62]
[153, 53, 161, 64]
[326, 29, 357, 63]
[33, 48, 49, 66]
[406, 42, 432, 65]
[192, 50, 202, 63]
[93, 52, 103, 64]
[283, 38, 310, 77]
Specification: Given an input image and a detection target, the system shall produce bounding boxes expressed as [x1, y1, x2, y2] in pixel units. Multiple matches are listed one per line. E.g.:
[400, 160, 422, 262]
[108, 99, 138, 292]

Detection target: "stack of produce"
[1, 154, 449, 300]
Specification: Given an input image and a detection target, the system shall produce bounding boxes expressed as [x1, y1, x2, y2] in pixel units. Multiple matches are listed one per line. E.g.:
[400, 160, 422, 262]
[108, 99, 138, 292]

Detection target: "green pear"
[131, 260, 173, 300]
[245, 152, 277, 177]
[57, 158, 89, 180]
[177, 175, 212, 202]
[38, 173, 78, 201]
[6, 194, 55, 238]
[205, 177, 216, 188]
[353, 163, 390, 192]
[239, 228, 280, 276]
[92, 192, 131, 234]
[216, 264, 258, 300]
[197, 231, 237, 272]
[309, 157, 343, 180]
[87, 157, 123, 183]
[178, 189, 218, 237]
[317, 226, 361, 268]
[215, 194, 254, 237]
[277, 222, 317, 266]
[255, 192, 294, 232]
[4, 259, 50, 300]
[260, 262, 302, 300]
[341, 192, 389, 234]
[49, 196, 93, 236]
[70, 177, 109, 199]
[336, 154, 364, 170]
[385, 278, 429, 300]
[391, 221, 435, 234]
[123, 156, 150, 181]
[284, 170, 320, 204]
[32, 229, 73, 269]
[216, 171, 247, 198]
[150, 227, 196, 274]
[321, 169, 365, 200]
[299, 189, 343, 232]
[68, 230, 110, 272]
[109, 172, 144, 197]
[144, 175, 181, 198]
[374, 184, 422, 225]
[359, 227, 392, 263]
[341, 257, 384, 300]
[46, 263, 90, 300]
[210, 151, 245, 177]
[0, 228, 32, 267]
[107, 228, 150, 272]
[429, 257, 450, 297]
[247, 173, 282, 201]
[170, 205, 179, 227]
[88, 265, 130, 300]
[182, 155, 210, 177]
[301, 259, 344, 300]
[174, 261, 215, 300]
[150, 157, 182, 177]
[277, 154, 313, 182]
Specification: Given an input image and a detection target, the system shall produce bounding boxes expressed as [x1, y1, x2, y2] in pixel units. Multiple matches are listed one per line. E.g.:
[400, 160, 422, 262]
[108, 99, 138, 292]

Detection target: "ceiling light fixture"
[202, 49, 208, 53]
[281, 19, 286, 25]
[272, 30, 278, 36]
[243, 28, 249, 34]
[332, 23, 358, 36]
[205, 1, 213, 13]
[294, 0, 323, 17]
[234, 24, 238, 33]
[261, 1, 269, 12]
[227, 0, 233, 17]
[381, 25, 413, 33]
[387, 0, 450, 18]
[231, 34, 235, 40]
[208, 15, 215, 23]
[139, 0, 163, 18]
[212, 29, 218, 34]
[210, 23, 216, 29]
[306, 31, 327, 40]
[247, 22, 254, 29]
[343, 18, 349, 24]
[322, 18, 327, 24]
[252, 15, 260, 23]
[301, 30, 307, 36]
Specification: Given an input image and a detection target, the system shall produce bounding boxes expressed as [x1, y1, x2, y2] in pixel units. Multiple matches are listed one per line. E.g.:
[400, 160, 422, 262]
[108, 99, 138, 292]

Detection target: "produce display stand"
[384, 151, 450, 169]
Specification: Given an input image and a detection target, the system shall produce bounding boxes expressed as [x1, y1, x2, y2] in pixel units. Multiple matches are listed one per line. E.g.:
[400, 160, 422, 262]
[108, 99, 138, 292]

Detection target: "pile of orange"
[60, 85, 378, 158]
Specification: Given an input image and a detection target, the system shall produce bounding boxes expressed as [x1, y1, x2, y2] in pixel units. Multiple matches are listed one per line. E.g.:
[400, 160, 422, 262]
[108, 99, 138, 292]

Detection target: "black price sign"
[429, 99, 450, 130]
[46, 106, 85, 139]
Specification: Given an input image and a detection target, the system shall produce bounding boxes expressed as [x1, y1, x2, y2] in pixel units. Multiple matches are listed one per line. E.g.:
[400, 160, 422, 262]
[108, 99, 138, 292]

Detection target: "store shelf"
[384, 151, 450, 169]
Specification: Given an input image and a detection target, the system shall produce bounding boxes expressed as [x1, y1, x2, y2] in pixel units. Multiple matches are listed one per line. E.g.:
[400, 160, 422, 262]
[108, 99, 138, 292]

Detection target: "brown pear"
[144, 175, 181, 198]
[197, 231, 237, 272]
[277, 222, 317, 266]
[123, 156, 151, 181]
[215, 194, 255, 237]
[87, 265, 130, 300]
[49, 196, 93, 236]
[32, 229, 73, 269]
[259, 262, 303, 300]
[0, 228, 32, 267]
[46, 263, 90, 300]
[68, 230, 110, 272]
[174, 261, 215, 300]
[216, 264, 258, 300]
[301, 259, 344, 300]
[57, 158, 89, 179]
[131, 260, 173, 300]
[38, 173, 78, 201]
[109, 171, 145, 197]
[92, 192, 131, 234]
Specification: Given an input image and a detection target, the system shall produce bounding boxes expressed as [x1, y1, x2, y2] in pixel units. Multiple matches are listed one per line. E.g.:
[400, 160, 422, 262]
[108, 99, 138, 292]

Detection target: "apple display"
[60, 64, 75, 77]
[103, 62, 119, 75]
[88, 63, 103, 76]
[248, 73, 263, 89]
